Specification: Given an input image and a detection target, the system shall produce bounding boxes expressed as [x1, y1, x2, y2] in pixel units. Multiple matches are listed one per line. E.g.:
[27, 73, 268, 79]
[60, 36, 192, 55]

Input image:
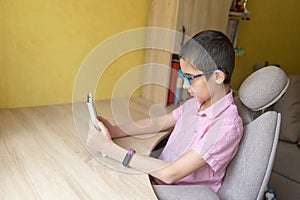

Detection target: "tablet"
[87, 93, 101, 131]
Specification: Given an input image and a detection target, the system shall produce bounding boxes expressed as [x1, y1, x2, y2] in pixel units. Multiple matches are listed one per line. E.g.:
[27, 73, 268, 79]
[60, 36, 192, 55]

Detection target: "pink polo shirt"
[157, 91, 243, 192]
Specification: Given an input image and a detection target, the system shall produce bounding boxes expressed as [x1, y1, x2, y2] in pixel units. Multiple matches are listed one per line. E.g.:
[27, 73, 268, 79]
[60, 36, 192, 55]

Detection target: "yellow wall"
[2, 0, 299, 108]
[0, 0, 150, 109]
[231, 0, 300, 90]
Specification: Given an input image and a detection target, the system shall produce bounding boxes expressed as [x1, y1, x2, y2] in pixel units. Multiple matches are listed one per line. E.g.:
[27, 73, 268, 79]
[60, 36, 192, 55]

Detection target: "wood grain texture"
[0, 97, 170, 199]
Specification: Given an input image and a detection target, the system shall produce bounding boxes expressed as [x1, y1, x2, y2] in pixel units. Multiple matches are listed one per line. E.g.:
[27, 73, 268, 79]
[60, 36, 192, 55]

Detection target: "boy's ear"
[214, 71, 225, 84]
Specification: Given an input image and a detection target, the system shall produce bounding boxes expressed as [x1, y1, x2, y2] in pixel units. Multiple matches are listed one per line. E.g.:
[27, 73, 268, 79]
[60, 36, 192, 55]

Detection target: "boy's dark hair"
[179, 30, 235, 84]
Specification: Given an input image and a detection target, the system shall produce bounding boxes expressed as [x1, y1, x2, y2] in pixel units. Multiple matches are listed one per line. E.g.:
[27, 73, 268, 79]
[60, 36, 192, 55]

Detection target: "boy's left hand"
[86, 119, 113, 153]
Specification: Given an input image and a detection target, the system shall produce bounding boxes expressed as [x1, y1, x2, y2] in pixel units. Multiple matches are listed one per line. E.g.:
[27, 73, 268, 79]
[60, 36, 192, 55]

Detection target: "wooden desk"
[0, 97, 172, 199]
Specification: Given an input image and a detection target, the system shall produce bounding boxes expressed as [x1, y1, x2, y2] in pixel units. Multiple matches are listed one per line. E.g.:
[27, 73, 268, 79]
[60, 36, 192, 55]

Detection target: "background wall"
[0, 0, 149, 109]
[2, 0, 299, 108]
[231, 0, 300, 90]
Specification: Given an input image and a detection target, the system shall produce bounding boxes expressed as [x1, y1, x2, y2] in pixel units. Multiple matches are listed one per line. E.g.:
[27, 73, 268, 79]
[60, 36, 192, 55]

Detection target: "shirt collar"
[197, 90, 234, 119]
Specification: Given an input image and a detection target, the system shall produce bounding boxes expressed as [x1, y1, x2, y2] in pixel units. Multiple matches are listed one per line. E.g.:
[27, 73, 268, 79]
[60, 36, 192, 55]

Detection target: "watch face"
[122, 153, 132, 167]
[122, 149, 135, 167]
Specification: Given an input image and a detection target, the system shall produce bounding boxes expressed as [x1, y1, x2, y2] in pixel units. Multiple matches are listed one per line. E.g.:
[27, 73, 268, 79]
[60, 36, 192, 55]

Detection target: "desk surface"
[0, 97, 173, 199]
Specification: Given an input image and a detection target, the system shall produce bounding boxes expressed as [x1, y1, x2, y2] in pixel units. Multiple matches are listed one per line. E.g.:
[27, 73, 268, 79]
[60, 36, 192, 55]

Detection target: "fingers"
[97, 116, 112, 128]
[87, 120, 103, 150]
[96, 120, 109, 134]
[97, 115, 104, 120]
[87, 116, 113, 153]
[98, 120, 113, 140]
[89, 117, 103, 130]
[97, 115, 107, 123]
[88, 118, 109, 135]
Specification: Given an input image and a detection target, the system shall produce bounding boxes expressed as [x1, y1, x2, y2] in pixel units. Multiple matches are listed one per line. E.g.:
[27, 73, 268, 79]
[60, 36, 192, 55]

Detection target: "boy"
[87, 30, 243, 193]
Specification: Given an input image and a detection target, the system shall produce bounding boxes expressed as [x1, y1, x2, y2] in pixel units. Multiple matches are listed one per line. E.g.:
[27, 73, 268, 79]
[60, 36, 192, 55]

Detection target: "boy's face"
[179, 58, 213, 103]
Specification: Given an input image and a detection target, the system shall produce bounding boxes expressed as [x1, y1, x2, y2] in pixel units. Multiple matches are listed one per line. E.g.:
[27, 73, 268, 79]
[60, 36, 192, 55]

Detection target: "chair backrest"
[218, 66, 289, 200]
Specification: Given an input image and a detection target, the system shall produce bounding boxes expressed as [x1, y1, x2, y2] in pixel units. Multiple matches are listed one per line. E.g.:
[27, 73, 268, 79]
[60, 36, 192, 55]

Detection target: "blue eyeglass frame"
[178, 68, 226, 85]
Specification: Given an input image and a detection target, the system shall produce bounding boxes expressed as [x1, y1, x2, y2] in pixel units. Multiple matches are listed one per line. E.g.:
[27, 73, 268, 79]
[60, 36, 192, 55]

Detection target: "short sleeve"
[191, 118, 243, 172]
[172, 105, 183, 121]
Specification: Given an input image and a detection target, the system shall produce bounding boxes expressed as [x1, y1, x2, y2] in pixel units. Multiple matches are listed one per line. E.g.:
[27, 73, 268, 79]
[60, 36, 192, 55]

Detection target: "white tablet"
[87, 93, 101, 131]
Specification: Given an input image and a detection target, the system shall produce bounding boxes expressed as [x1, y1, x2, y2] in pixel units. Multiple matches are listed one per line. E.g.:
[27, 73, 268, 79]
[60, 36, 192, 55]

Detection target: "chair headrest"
[238, 66, 289, 111]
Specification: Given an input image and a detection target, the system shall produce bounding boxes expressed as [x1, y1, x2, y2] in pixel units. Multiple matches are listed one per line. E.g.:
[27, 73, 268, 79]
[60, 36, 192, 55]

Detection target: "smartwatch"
[122, 149, 135, 167]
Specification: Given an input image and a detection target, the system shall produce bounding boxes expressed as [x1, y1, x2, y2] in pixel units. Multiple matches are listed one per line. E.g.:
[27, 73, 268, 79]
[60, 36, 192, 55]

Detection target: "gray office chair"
[153, 66, 289, 200]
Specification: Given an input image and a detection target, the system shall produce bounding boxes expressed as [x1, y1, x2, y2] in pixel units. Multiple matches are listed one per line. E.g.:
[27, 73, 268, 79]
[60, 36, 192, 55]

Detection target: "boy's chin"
[188, 92, 194, 97]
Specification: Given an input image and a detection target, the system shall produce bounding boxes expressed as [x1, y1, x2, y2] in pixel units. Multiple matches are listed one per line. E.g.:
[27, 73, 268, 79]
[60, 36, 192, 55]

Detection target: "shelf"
[235, 48, 245, 56]
[229, 11, 250, 20]
[143, 0, 233, 106]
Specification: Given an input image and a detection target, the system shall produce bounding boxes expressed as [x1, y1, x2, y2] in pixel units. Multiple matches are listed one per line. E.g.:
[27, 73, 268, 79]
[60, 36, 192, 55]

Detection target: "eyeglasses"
[178, 68, 226, 85]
